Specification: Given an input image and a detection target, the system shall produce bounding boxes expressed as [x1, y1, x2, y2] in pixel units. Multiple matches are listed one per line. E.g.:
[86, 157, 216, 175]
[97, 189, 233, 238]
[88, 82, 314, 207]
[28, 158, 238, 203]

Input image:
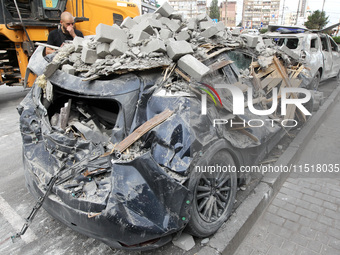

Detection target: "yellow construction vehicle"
[0, 0, 139, 88]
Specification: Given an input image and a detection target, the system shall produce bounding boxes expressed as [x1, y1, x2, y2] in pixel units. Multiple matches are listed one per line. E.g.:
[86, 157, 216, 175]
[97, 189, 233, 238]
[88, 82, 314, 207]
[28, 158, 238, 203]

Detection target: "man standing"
[46, 12, 83, 54]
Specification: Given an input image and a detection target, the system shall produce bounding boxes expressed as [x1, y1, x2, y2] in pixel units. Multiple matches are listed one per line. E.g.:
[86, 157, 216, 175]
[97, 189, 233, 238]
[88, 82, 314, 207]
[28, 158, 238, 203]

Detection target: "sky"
[157, 0, 340, 27]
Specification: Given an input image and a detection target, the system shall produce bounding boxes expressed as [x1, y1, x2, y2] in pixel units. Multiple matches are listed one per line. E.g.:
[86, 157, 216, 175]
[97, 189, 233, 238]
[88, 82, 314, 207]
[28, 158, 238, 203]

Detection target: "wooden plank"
[266, 78, 283, 91]
[208, 60, 233, 73]
[251, 68, 261, 91]
[175, 68, 191, 82]
[206, 47, 232, 60]
[273, 56, 292, 88]
[292, 65, 305, 79]
[261, 71, 278, 89]
[251, 61, 260, 68]
[234, 81, 249, 92]
[115, 109, 174, 154]
[284, 104, 296, 120]
[257, 65, 276, 79]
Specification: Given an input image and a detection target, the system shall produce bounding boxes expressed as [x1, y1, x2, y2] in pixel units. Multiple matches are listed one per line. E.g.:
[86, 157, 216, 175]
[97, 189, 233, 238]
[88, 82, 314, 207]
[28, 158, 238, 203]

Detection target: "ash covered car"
[18, 4, 315, 251]
[263, 24, 340, 90]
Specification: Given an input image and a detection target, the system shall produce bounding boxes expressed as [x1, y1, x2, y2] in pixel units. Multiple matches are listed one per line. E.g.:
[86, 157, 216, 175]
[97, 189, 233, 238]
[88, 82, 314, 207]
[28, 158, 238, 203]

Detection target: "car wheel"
[186, 148, 237, 237]
[309, 71, 320, 91]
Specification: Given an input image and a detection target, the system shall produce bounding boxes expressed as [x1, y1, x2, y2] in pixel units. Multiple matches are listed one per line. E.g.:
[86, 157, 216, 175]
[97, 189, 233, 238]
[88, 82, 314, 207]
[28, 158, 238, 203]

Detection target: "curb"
[197, 83, 340, 255]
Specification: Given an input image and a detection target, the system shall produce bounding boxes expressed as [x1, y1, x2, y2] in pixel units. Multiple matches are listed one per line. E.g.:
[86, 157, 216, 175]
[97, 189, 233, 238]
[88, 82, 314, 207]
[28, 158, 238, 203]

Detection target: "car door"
[320, 35, 333, 80]
[328, 35, 340, 77]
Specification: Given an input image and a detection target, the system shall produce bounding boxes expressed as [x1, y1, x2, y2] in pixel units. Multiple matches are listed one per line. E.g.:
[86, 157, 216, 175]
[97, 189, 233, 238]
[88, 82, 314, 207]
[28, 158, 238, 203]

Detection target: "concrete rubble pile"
[42, 2, 316, 125]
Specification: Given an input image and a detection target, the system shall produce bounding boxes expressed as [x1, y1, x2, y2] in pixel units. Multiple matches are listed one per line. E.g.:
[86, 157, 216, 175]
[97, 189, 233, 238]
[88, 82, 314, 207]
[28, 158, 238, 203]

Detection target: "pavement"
[235, 84, 340, 255]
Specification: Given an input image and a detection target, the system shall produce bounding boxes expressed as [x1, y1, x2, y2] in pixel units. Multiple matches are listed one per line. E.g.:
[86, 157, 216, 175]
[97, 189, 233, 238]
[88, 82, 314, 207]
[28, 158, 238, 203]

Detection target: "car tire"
[186, 146, 237, 237]
[309, 71, 320, 91]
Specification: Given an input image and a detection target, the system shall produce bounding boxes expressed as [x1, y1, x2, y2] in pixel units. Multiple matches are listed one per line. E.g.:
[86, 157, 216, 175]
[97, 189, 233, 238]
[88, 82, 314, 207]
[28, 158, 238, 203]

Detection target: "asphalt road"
[0, 78, 337, 255]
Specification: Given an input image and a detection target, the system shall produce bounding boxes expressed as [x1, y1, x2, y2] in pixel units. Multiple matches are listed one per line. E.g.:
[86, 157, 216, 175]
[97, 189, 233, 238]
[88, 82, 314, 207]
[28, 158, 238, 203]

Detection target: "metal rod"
[82, 0, 84, 17]
[35, 42, 60, 50]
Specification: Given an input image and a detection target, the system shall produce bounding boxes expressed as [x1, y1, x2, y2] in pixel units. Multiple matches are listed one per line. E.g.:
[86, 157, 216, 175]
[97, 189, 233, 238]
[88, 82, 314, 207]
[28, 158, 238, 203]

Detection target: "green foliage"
[260, 28, 268, 34]
[209, 0, 220, 21]
[304, 10, 329, 30]
[333, 36, 340, 44]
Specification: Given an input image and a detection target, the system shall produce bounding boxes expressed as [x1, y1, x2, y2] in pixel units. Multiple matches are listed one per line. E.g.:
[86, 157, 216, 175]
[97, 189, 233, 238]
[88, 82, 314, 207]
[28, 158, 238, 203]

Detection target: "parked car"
[263, 25, 340, 90]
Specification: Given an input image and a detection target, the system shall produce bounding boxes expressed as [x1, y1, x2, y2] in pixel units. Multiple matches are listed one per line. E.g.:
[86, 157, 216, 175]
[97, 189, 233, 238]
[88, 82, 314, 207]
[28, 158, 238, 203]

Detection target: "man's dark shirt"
[47, 28, 83, 47]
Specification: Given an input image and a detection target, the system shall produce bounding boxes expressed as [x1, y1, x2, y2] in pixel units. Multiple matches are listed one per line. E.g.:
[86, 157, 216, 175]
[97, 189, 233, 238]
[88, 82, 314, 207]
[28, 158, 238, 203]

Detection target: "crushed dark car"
[18, 5, 318, 251]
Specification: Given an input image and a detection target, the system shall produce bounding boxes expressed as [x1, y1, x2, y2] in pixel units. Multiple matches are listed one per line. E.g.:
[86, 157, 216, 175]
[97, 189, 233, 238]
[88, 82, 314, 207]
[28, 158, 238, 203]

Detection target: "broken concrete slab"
[197, 13, 211, 22]
[95, 23, 127, 43]
[44, 62, 60, 78]
[133, 15, 142, 24]
[199, 21, 214, 31]
[166, 40, 193, 60]
[131, 21, 154, 35]
[160, 28, 173, 40]
[163, 19, 181, 32]
[176, 31, 190, 41]
[187, 18, 197, 30]
[97, 43, 110, 58]
[73, 36, 84, 52]
[280, 45, 300, 60]
[62, 64, 76, 75]
[155, 2, 174, 18]
[121, 16, 137, 29]
[69, 52, 81, 63]
[264, 39, 274, 47]
[178, 54, 210, 81]
[172, 233, 195, 251]
[141, 39, 166, 54]
[81, 46, 97, 64]
[109, 39, 128, 56]
[130, 30, 151, 45]
[241, 34, 259, 48]
[201, 26, 219, 38]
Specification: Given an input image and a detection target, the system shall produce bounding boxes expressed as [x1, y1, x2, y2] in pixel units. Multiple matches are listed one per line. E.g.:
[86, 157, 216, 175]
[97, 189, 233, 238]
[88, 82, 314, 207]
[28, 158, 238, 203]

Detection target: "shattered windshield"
[276, 38, 299, 49]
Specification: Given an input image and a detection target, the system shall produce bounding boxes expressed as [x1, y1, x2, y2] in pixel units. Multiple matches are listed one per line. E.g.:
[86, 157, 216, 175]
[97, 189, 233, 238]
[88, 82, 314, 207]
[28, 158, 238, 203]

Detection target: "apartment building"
[168, 0, 207, 19]
[220, 0, 237, 27]
[242, 0, 281, 28]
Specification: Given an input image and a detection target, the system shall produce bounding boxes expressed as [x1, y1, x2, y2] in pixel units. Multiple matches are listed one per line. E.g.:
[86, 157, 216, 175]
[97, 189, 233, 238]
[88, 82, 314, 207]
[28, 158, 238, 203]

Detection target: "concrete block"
[165, 38, 176, 46]
[121, 16, 137, 29]
[172, 19, 181, 26]
[264, 39, 274, 47]
[81, 46, 97, 64]
[141, 39, 166, 54]
[216, 21, 225, 31]
[280, 45, 300, 60]
[131, 21, 154, 35]
[169, 12, 183, 21]
[72, 36, 84, 52]
[155, 2, 174, 18]
[241, 34, 259, 48]
[69, 52, 81, 63]
[201, 26, 219, 38]
[97, 43, 110, 58]
[216, 31, 226, 38]
[95, 23, 127, 43]
[164, 19, 180, 32]
[176, 31, 190, 41]
[178, 54, 209, 81]
[133, 15, 142, 24]
[160, 28, 173, 40]
[166, 40, 193, 60]
[187, 18, 197, 30]
[147, 18, 163, 30]
[199, 21, 214, 30]
[109, 39, 128, 56]
[62, 64, 75, 75]
[232, 27, 241, 36]
[44, 62, 60, 78]
[172, 233, 195, 251]
[130, 30, 151, 44]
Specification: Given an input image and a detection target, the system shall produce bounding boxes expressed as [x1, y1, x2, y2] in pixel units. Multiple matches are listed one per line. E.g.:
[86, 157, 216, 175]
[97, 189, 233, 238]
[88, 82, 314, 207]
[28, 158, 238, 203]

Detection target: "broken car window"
[277, 38, 299, 49]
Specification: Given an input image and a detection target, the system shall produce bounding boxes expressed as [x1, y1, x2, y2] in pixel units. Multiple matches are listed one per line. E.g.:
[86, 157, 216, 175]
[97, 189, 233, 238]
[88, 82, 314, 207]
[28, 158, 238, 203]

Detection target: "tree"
[304, 10, 329, 30]
[209, 0, 220, 21]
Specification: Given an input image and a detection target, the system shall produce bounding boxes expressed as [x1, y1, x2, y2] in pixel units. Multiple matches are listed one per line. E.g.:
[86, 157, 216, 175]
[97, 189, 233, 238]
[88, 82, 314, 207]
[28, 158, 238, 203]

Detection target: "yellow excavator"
[0, 0, 139, 88]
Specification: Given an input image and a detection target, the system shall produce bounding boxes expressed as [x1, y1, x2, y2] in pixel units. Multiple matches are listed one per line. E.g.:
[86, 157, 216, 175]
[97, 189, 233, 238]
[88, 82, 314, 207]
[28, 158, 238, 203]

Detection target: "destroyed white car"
[264, 25, 340, 90]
